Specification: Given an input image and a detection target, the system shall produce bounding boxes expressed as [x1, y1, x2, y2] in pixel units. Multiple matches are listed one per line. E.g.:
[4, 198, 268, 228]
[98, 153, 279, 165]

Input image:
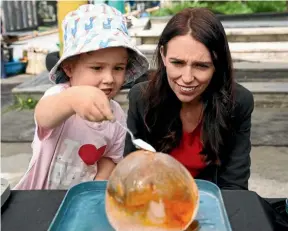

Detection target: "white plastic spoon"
[115, 121, 156, 152]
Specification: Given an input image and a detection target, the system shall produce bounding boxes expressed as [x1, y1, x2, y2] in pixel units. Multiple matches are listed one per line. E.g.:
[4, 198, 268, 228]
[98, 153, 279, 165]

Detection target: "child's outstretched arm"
[35, 88, 74, 129]
[95, 157, 116, 180]
[35, 86, 114, 130]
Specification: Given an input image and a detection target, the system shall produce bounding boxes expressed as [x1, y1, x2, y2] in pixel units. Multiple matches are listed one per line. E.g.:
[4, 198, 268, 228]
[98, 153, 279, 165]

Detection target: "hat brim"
[49, 31, 149, 84]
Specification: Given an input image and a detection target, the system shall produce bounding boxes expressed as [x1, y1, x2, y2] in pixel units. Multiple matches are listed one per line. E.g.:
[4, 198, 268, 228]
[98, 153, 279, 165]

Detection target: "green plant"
[246, 1, 286, 13]
[151, 1, 208, 16]
[151, 7, 172, 17]
[212, 1, 253, 15]
[150, 0, 287, 17]
[170, 2, 209, 15]
[2, 96, 38, 114]
[19, 96, 38, 109]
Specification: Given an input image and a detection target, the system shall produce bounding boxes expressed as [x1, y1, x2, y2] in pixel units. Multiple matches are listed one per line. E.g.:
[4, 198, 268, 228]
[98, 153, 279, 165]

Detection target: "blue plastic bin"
[2, 61, 27, 78]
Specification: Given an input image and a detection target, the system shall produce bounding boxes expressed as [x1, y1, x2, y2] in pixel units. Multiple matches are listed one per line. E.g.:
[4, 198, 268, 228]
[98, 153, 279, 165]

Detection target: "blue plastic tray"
[48, 180, 232, 231]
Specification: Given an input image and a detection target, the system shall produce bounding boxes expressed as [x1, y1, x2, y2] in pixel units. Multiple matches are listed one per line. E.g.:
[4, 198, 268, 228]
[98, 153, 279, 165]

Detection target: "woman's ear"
[160, 46, 166, 67]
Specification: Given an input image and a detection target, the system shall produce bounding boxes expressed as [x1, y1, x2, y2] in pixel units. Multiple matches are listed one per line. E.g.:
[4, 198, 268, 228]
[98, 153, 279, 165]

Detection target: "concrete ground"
[1, 143, 288, 198]
[249, 146, 288, 198]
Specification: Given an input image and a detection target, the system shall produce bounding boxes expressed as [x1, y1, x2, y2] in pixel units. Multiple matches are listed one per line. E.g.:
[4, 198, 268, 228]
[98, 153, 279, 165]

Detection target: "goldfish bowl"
[105, 150, 199, 231]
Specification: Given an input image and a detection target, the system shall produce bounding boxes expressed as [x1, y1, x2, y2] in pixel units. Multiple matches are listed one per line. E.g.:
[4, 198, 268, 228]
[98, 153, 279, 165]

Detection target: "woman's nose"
[182, 67, 195, 84]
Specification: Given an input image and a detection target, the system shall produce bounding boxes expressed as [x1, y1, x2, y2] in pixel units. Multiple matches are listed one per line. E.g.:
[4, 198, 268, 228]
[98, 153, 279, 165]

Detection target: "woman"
[124, 7, 254, 190]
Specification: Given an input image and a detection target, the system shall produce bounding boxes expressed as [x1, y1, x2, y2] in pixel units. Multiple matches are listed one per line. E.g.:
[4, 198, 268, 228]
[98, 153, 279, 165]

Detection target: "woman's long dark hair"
[144, 8, 235, 164]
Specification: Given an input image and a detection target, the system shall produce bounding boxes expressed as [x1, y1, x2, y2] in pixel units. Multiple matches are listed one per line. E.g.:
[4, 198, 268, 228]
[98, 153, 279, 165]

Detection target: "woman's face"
[161, 34, 215, 104]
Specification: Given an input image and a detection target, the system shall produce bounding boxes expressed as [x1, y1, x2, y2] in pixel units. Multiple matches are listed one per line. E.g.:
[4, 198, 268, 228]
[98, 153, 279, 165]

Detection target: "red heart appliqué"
[78, 144, 106, 165]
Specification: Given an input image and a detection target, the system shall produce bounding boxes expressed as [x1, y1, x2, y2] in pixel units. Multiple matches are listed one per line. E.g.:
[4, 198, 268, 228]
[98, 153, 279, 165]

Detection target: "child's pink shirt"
[14, 84, 126, 190]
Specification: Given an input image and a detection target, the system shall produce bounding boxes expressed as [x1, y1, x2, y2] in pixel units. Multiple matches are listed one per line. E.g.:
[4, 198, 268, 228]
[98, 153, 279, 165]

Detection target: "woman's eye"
[171, 61, 183, 66]
[91, 66, 102, 71]
[195, 64, 209, 70]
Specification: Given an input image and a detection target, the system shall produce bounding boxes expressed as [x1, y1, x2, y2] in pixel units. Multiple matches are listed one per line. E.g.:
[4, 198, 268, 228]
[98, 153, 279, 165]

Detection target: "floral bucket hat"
[49, 3, 149, 84]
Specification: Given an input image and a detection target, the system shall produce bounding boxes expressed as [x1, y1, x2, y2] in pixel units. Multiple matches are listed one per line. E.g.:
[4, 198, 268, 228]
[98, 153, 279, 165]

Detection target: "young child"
[15, 4, 149, 190]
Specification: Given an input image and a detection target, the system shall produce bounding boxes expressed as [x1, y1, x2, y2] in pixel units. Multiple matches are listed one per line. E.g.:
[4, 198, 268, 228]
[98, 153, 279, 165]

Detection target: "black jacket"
[124, 81, 254, 190]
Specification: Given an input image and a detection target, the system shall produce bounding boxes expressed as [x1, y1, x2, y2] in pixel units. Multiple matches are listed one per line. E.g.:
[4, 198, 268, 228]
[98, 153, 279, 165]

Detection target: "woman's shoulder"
[129, 81, 149, 98]
[127, 81, 149, 117]
[233, 82, 254, 117]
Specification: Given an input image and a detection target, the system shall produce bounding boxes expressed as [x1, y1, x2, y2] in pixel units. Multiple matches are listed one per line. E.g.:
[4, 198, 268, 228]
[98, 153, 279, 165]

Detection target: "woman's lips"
[176, 83, 199, 95]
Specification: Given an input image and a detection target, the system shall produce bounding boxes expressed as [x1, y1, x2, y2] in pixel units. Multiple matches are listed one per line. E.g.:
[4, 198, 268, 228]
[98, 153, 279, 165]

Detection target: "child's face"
[64, 47, 128, 99]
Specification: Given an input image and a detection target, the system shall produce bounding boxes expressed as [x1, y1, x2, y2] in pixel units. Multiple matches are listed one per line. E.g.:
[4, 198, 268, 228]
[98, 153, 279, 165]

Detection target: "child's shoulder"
[44, 83, 70, 97]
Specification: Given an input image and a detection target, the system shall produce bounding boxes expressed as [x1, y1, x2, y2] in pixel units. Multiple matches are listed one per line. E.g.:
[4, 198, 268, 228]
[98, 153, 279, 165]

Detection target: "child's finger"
[85, 110, 104, 122]
[94, 100, 114, 121]
[89, 106, 106, 121]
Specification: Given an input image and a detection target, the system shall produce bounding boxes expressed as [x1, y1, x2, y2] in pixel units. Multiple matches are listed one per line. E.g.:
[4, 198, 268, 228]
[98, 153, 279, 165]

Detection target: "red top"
[170, 123, 207, 177]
